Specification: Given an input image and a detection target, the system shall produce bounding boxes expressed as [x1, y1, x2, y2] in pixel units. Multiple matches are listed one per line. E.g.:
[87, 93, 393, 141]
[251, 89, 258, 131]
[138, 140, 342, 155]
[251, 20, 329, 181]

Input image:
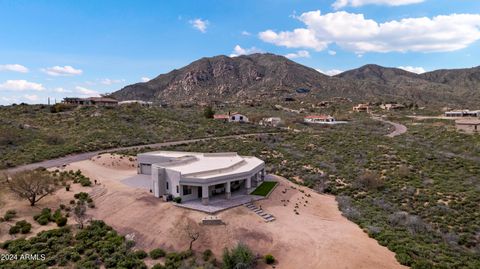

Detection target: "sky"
[0, 0, 480, 105]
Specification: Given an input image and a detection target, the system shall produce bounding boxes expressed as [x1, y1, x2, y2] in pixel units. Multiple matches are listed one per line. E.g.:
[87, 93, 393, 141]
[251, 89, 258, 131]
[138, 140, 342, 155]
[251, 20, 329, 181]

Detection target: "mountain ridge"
[111, 53, 480, 106]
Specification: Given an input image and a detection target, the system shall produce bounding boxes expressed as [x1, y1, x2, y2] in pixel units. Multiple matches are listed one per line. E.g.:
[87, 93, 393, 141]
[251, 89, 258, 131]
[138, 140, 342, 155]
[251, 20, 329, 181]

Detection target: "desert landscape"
[54, 154, 406, 269]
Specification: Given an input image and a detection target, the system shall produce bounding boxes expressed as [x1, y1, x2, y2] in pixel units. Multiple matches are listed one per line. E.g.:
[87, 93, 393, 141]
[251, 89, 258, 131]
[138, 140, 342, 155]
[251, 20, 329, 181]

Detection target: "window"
[231, 116, 235, 120]
[240, 116, 243, 120]
[176, 185, 179, 194]
[166, 181, 169, 190]
[183, 185, 192, 195]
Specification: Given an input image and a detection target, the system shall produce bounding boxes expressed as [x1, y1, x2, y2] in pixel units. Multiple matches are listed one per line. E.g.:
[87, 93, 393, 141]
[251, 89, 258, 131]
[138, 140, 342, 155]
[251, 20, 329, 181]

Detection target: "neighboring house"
[353, 104, 370, 112]
[229, 113, 249, 123]
[213, 112, 249, 123]
[445, 110, 480, 117]
[213, 114, 229, 122]
[260, 117, 281, 127]
[118, 100, 153, 106]
[304, 115, 336, 124]
[380, 103, 405, 110]
[63, 97, 118, 106]
[455, 119, 480, 134]
[137, 151, 266, 205]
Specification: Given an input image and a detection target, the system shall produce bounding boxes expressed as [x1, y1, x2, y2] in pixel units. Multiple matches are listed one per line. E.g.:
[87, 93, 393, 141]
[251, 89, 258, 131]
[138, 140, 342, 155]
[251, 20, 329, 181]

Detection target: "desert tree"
[4, 169, 56, 206]
[203, 106, 215, 119]
[183, 221, 200, 251]
[73, 203, 88, 229]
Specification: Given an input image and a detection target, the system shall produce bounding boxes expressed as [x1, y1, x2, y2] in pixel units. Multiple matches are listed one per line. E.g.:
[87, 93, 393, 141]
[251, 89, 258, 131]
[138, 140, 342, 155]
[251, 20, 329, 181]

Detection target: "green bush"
[264, 254, 275, 264]
[134, 250, 148, 259]
[9, 220, 32, 234]
[152, 264, 166, 269]
[173, 197, 182, 203]
[3, 210, 17, 221]
[56, 217, 68, 227]
[74, 192, 90, 201]
[202, 249, 213, 261]
[149, 248, 166, 259]
[222, 243, 255, 269]
[34, 208, 52, 225]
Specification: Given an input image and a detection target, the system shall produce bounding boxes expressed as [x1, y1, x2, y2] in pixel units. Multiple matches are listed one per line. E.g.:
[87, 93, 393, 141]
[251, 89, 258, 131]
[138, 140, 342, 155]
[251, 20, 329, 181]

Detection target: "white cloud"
[100, 78, 125, 85]
[0, 80, 45, 91]
[229, 45, 263, 57]
[333, 0, 424, 9]
[0, 64, 29, 73]
[42, 65, 83, 76]
[241, 31, 251, 36]
[75, 86, 100, 97]
[23, 94, 39, 102]
[285, 50, 311, 59]
[54, 87, 72, 93]
[141, 77, 151, 82]
[259, 11, 480, 53]
[259, 29, 328, 51]
[398, 66, 426, 74]
[189, 18, 209, 33]
[316, 69, 343, 76]
[328, 50, 337, 56]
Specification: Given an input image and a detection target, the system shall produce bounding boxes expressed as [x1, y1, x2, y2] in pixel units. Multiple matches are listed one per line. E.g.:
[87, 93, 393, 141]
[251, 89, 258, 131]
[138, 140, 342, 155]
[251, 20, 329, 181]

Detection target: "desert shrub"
[264, 254, 275, 264]
[202, 249, 213, 261]
[152, 264, 166, 269]
[222, 243, 255, 269]
[173, 197, 182, 203]
[3, 210, 17, 221]
[56, 217, 68, 227]
[134, 250, 148, 259]
[355, 170, 384, 190]
[74, 192, 90, 202]
[34, 208, 52, 225]
[9, 220, 32, 234]
[336, 195, 361, 222]
[150, 248, 166, 259]
[388, 211, 429, 234]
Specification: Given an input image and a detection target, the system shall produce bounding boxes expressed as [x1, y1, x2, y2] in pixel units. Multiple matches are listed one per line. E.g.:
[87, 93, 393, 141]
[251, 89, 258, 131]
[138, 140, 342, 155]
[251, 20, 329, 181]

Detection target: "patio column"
[246, 177, 252, 193]
[261, 169, 265, 180]
[202, 185, 209, 205]
[225, 181, 231, 199]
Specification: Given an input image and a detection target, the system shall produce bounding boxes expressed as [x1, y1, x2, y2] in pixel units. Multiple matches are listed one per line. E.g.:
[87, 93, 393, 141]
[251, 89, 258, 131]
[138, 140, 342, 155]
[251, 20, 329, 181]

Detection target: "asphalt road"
[3, 132, 278, 174]
[371, 116, 408, 138]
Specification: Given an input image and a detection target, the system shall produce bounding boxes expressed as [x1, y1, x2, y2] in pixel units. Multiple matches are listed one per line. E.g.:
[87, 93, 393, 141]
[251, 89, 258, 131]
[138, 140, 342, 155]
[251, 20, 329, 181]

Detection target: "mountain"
[112, 54, 480, 106]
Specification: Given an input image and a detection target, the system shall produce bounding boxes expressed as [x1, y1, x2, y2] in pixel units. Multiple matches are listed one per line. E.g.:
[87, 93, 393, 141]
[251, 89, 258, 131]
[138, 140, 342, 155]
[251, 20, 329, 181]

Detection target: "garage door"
[140, 164, 152, 175]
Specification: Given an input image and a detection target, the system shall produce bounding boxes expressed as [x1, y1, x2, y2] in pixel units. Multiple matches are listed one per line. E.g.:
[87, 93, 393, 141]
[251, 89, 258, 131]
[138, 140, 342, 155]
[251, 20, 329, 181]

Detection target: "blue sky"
[0, 0, 479, 105]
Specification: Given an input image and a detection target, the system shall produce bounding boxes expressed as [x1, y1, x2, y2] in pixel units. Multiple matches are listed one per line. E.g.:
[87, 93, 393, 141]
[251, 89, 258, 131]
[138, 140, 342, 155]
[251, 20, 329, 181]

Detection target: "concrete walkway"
[3, 132, 280, 174]
[372, 116, 408, 137]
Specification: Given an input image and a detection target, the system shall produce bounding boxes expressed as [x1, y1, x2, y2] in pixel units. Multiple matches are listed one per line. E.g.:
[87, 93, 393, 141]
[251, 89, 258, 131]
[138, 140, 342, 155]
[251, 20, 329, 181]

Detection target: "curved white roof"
[138, 151, 264, 180]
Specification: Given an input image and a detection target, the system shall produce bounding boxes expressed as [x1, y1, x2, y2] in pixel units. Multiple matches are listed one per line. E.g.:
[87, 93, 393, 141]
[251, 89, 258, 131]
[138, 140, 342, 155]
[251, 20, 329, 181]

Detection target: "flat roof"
[456, 119, 480, 125]
[139, 151, 264, 179]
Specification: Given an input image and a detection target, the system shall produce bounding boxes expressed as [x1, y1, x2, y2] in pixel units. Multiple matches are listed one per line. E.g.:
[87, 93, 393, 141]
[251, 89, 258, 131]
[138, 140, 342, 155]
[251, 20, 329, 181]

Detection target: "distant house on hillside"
[445, 110, 480, 117]
[213, 112, 249, 123]
[380, 103, 405, 110]
[118, 100, 153, 107]
[353, 104, 370, 112]
[63, 97, 118, 107]
[213, 114, 229, 122]
[260, 117, 282, 127]
[304, 115, 336, 124]
[455, 119, 480, 134]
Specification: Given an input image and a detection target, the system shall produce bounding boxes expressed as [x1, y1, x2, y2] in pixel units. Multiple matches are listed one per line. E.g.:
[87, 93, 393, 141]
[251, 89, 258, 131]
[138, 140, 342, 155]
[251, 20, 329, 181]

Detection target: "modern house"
[304, 115, 336, 124]
[445, 110, 480, 117]
[380, 103, 405, 110]
[455, 119, 480, 134]
[260, 117, 282, 127]
[353, 104, 370, 112]
[213, 112, 249, 123]
[137, 151, 266, 205]
[63, 97, 118, 106]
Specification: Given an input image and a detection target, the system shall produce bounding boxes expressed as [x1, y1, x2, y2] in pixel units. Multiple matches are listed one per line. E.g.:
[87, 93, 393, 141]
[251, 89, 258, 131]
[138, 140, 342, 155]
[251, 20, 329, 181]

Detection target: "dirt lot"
[58, 158, 407, 269]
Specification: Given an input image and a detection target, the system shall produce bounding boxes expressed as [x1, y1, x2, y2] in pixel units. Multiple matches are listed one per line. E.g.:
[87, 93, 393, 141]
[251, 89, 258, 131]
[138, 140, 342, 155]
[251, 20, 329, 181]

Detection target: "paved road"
[3, 132, 279, 174]
[372, 116, 408, 137]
